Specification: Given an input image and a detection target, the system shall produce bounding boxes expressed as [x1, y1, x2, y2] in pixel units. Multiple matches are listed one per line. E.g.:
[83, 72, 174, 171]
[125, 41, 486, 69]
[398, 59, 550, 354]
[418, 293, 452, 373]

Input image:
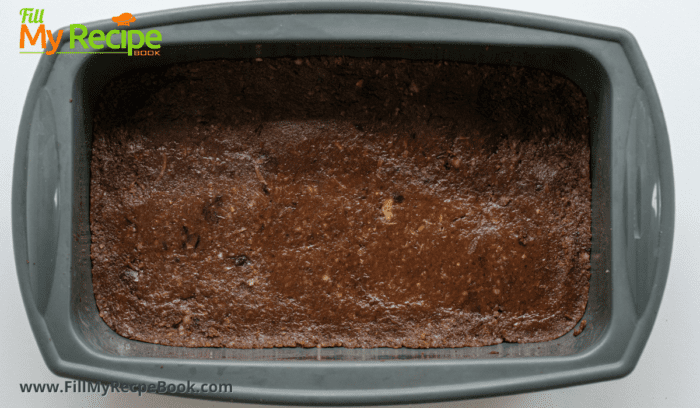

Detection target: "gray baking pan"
[12, 0, 674, 404]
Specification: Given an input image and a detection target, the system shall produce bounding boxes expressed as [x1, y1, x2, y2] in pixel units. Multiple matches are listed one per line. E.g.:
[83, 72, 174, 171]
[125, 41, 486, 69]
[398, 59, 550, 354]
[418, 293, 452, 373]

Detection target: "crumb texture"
[90, 57, 591, 348]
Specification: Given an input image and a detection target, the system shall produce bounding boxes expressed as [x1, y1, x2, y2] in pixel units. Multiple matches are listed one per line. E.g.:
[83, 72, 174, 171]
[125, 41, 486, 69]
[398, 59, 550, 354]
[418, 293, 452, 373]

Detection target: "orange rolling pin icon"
[112, 13, 136, 26]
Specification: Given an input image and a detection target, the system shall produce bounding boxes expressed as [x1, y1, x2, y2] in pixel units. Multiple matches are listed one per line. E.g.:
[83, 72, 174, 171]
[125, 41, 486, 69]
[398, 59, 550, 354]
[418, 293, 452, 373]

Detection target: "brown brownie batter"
[90, 57, 591, 348]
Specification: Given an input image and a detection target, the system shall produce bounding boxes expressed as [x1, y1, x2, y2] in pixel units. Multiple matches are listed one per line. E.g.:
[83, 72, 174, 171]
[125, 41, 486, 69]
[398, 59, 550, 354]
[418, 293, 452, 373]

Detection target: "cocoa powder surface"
[90, 57, 591, 348]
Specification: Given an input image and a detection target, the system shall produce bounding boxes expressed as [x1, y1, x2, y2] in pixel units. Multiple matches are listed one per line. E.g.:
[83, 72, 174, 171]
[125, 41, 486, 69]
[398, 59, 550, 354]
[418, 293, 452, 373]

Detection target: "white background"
[1, 0, 698, 406]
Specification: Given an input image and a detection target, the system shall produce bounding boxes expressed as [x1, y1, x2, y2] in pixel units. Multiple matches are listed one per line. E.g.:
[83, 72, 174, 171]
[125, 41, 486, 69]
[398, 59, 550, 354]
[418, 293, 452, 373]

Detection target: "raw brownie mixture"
[89, 56, 592, 348]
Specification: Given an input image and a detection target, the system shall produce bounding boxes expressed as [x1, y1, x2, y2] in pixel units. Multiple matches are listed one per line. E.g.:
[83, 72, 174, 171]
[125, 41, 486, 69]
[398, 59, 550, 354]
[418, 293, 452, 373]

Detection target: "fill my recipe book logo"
[19, 8, 162, 56]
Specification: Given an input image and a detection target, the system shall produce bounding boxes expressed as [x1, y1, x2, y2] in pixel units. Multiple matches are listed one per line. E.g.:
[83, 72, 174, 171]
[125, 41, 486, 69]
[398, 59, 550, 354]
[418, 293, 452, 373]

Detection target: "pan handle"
[624, 89, 666, 317]
[20, 89, 62, 316]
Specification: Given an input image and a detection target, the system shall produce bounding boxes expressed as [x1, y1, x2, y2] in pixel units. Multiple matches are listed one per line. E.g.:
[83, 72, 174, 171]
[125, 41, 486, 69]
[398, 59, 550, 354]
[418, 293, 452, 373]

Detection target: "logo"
[112, 13, 136, 27]
[20, 8, 162, 56]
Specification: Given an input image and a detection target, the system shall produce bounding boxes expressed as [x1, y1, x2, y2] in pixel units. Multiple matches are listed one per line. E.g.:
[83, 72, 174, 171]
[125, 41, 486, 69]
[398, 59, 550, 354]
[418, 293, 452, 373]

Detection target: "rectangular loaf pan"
[12, 0, 674, 404]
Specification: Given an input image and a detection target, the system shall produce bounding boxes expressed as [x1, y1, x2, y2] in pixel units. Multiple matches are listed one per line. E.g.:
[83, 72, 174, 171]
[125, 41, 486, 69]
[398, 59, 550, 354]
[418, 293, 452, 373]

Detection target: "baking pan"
[12, 0, 674, 404]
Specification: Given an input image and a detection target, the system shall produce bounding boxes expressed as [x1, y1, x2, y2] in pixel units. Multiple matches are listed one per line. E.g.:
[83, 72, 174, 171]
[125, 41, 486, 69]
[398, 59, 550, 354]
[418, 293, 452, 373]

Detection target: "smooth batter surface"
[90, 57, 591, 348]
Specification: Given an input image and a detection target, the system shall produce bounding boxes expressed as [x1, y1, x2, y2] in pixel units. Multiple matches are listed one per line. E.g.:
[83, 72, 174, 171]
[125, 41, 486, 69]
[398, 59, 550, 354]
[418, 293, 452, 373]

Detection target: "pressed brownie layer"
[90, 57, 592, 348]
